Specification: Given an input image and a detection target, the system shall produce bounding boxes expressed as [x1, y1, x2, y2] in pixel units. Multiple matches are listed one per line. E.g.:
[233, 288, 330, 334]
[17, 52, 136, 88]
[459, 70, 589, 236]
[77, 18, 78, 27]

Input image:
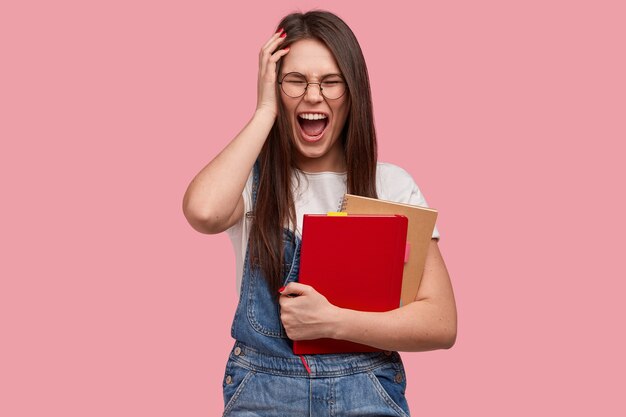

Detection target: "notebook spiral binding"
[337, 195, 348, 212]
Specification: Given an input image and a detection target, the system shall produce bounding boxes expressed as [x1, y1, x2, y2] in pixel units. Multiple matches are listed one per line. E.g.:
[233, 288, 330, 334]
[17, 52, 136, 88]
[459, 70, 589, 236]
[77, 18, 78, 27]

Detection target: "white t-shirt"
[226, 162, 440, 295]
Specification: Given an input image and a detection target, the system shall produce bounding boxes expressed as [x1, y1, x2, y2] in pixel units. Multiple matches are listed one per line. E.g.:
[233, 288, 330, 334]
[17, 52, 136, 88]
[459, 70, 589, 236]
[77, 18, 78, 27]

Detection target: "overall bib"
[222, 163, 411, 417]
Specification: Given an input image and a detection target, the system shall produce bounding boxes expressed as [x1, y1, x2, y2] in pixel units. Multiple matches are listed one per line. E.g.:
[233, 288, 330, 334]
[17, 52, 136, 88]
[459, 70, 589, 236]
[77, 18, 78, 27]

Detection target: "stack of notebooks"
[293, 194, 438, 354]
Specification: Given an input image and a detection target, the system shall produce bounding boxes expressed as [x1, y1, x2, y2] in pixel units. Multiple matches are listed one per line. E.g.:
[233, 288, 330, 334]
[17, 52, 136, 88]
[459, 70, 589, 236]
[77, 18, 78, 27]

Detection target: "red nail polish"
[278, 286, 286, 293]
[280, 32, 287, 38]
[276, 27, 284, 34]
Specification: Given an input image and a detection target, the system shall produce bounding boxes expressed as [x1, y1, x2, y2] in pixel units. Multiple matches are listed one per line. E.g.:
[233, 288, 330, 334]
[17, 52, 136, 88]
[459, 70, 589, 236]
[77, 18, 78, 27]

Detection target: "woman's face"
[279, 38, 350, 173]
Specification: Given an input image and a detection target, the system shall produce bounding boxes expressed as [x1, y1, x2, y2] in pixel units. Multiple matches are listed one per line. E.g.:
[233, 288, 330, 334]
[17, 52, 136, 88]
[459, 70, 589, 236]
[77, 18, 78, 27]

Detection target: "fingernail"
[283, 47, 290, 52]
[280, 32, 287, 38]
[276, 27, 284, 34]
[278, 286, 286, 293]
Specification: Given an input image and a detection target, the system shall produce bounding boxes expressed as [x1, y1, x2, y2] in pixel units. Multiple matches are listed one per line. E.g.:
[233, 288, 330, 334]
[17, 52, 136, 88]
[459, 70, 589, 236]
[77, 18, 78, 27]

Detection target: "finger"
[278, 287, 293, 301]
[262, 28, 284, 50]
[278, 294, 296, 309]
[283, 282, 309, 296]
[265, 48, 290, 78]
[260, 32, 287, 58]
[278, 294, 287, 307]
[268, 47, 290, 64]
[259, 43, 286, 78]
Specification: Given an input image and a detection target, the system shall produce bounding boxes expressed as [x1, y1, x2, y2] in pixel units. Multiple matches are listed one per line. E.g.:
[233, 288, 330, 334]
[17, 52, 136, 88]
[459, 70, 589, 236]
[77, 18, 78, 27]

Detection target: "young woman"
[183, 10, 457, 416]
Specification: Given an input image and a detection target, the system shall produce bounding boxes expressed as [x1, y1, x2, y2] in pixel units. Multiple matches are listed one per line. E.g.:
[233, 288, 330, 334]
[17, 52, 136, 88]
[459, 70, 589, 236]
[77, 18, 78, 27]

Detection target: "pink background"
[2, 0, 624, 415]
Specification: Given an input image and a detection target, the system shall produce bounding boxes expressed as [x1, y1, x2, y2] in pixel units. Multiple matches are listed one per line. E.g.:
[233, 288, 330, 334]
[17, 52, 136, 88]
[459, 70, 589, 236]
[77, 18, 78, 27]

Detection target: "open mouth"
[297, 114, 330, 142]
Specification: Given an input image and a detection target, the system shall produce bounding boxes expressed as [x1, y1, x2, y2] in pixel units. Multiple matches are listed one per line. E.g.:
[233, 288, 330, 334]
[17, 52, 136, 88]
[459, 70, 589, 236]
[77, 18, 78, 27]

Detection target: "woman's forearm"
[182, 109, 275, 233]
[330, 240, 457, 352]
[331, 298, 457, 352]
[280, 240, 457, 352]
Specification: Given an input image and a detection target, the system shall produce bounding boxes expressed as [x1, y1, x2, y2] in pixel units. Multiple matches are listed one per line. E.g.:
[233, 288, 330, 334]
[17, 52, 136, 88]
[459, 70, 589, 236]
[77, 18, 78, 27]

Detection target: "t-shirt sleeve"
[407, 182, 440, 240]
[377, 163, 441, 240]
[225, 169, 254, 239]
[225, 169, 255, 295]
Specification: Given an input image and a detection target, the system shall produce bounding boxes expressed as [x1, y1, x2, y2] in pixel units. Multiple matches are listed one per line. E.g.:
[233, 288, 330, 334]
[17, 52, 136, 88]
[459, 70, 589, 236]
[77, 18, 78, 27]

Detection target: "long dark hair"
[249, 10, 379, 294]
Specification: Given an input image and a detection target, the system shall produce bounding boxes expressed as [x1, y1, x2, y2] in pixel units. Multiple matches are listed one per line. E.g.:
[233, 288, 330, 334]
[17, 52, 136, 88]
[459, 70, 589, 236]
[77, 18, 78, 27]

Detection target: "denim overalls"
[222, 163, 411, 416]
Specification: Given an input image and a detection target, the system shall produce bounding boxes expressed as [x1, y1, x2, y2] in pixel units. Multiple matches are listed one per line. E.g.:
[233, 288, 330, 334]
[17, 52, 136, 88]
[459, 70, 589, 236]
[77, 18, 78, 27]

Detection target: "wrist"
[328, 306, 349, 340]
[253, 106, 277, 123]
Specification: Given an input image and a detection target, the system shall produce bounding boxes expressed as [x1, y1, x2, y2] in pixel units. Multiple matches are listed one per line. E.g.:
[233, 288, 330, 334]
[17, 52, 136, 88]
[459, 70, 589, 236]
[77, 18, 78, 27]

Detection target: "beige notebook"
[339, 194, 438, 306]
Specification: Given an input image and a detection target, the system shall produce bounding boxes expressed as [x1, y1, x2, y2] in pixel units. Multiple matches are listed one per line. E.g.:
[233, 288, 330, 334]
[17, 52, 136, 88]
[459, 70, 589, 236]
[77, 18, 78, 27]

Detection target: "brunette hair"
[249, 10, 378, 294]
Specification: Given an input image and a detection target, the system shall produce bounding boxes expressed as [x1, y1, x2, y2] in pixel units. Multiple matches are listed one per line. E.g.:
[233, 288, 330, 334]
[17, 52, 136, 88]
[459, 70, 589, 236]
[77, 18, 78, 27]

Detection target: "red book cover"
[293, 214, 408, 354]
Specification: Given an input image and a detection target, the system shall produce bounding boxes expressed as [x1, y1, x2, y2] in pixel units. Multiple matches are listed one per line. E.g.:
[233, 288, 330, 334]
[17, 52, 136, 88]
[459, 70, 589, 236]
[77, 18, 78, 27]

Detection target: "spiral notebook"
[339, 194, 438, 306]
[293, 214, 408, 354]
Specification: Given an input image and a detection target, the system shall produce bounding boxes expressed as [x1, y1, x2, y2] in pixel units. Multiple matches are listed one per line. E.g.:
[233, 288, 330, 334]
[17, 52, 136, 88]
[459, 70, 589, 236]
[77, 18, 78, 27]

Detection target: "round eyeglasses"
[278, 72, 347, 100]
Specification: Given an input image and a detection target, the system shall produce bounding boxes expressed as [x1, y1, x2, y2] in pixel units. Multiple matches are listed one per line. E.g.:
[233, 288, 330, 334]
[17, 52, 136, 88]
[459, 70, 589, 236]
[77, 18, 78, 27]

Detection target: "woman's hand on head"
[256, 28, 290, 119]
[278, 282, 341, 341]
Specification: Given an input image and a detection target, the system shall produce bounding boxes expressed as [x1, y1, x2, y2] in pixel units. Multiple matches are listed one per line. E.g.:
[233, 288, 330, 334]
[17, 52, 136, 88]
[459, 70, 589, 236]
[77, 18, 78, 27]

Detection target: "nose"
[303, 83, 324, 103]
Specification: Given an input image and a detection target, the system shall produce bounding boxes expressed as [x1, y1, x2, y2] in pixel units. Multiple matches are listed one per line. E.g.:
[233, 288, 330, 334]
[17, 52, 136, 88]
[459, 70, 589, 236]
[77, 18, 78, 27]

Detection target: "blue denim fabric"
[223, 162, 411, 416]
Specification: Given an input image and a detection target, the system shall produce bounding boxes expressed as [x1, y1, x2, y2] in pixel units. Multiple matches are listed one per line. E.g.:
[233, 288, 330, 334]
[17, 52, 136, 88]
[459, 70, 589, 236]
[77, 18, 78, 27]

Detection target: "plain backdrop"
[1, 0, 625, 416]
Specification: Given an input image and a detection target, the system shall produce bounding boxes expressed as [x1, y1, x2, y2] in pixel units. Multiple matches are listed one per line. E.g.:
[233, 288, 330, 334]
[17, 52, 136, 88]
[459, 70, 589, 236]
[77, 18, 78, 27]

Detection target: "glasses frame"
[278, 72, 348, 100]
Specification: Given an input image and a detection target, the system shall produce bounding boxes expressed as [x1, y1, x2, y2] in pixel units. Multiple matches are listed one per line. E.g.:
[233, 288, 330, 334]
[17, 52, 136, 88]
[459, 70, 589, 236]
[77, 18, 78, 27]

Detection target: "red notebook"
[292, 214, 408, 354]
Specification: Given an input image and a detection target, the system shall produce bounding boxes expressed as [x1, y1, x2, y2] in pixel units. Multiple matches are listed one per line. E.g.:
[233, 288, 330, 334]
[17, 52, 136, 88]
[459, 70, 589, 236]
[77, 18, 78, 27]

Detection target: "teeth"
[298, 113, 328, 120]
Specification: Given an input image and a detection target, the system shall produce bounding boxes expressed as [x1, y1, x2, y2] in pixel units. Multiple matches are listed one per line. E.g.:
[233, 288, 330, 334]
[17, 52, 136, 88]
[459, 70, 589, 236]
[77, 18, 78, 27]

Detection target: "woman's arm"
[182, 110, 275, 234]
[182, 31, 289, 234]
[279, 239, 457, 352]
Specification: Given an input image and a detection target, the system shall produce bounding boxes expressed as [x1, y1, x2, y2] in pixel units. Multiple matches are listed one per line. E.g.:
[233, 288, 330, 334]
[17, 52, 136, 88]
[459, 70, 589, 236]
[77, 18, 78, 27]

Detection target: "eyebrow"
[281, 71, 344, 78]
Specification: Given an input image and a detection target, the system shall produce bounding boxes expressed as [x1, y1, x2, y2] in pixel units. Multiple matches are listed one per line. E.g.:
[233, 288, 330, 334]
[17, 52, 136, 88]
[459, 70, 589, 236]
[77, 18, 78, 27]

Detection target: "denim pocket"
[247, 267, 288, 338]
[246, 230, 299, 338]
[222, 360, 256, 416]
[366, 362, 411, 417]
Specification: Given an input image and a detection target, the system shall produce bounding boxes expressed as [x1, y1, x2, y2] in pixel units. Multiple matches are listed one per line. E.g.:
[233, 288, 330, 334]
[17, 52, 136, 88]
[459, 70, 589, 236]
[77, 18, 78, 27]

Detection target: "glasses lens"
[320, 76, 346, 100]
[281, 73, 307, 97]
